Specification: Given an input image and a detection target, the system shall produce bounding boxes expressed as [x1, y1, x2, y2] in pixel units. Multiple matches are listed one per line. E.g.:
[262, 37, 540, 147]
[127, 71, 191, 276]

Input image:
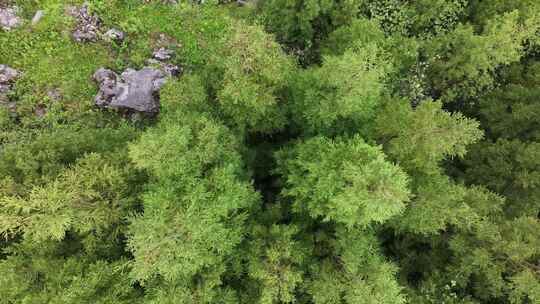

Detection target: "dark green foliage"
[423, 11, 531, 103]
[458, 60, 540, 219]
[462, 140, 540, 217]
[476, 60, 540, 141]
[256, 0, 363, 64]
[1, 1, 539, 303]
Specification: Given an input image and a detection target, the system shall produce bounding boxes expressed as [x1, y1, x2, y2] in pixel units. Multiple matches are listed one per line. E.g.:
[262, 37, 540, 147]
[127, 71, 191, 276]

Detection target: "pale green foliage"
[0, 153, 134, 241]
[127, 71, 259, 286]
[277, 136, 410, 228]
[127, 112, 259, 283]
[129, 115, 239, 181]
[509, 270, 540, 304]
[291, 41, 393, 135]
[376, 99, 483, 174]
[308, 228, 405, 304]
[246, 224, 305, 304]
[217, 22, 294, 133]
[0, 126, 136, 187]
[159, 75, 213, 117]
[321, 18, 419, 95]
[0, 238, 139, 304]
[321, 17, 386, 56]
[394, 174, 470, 234]
[141, 266, 239, 304]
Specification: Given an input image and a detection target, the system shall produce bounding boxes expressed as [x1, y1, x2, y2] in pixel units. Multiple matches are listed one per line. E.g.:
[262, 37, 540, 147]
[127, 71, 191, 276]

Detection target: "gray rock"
[31, 10, 45, 25]
[0, 65, 19, 94]
[47, 88, 62, 101]
[0, 65, 19, 110]
[93, 67, 167, 114]
[149, 47, 182, 77]
[72, 4, 101, 42]
[0, 65, 19, 84]
[0, 84, 10, 95]
[146, 58, 182, 77]
[153, 47, 174, 61]
[35, 104, 47, 118]
[104, 28, 125, 43]
[161, 63, 182, 77]
[0, 7, 22, 31]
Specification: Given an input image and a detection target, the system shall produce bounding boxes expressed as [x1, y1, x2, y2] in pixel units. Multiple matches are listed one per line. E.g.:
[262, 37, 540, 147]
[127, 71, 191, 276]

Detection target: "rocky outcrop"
[93, 67, 167, 114]
[69, 4, 127, 45]
[104, 28, 125, 43]
[146, 47, 182, 77]
[152, 48, 174, 61]
[0, 65, 20, 114]
[0, 65, 19, 96]
[47, 88, 62, 102]
[71, 4, 101, 42]
[0, 6, 22, 31]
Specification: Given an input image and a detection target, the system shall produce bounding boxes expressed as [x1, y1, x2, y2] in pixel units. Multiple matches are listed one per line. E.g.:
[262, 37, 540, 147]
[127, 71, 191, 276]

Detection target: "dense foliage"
[0, 0, 539, 303]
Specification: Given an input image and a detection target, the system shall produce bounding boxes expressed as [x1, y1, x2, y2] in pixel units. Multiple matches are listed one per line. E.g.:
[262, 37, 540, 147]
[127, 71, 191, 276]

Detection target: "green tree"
[276, 136, 410, 228]
[375, 98, 483, 175]
[126, 76, 259, 302]
[423, 11, 530, 103]
[290, 41, 393, 136]
[216, 22, 294, 134]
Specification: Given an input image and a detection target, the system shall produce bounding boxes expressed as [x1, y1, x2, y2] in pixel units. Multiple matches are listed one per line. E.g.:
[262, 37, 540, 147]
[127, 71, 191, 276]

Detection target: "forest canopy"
[0, 0, 539, 303]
